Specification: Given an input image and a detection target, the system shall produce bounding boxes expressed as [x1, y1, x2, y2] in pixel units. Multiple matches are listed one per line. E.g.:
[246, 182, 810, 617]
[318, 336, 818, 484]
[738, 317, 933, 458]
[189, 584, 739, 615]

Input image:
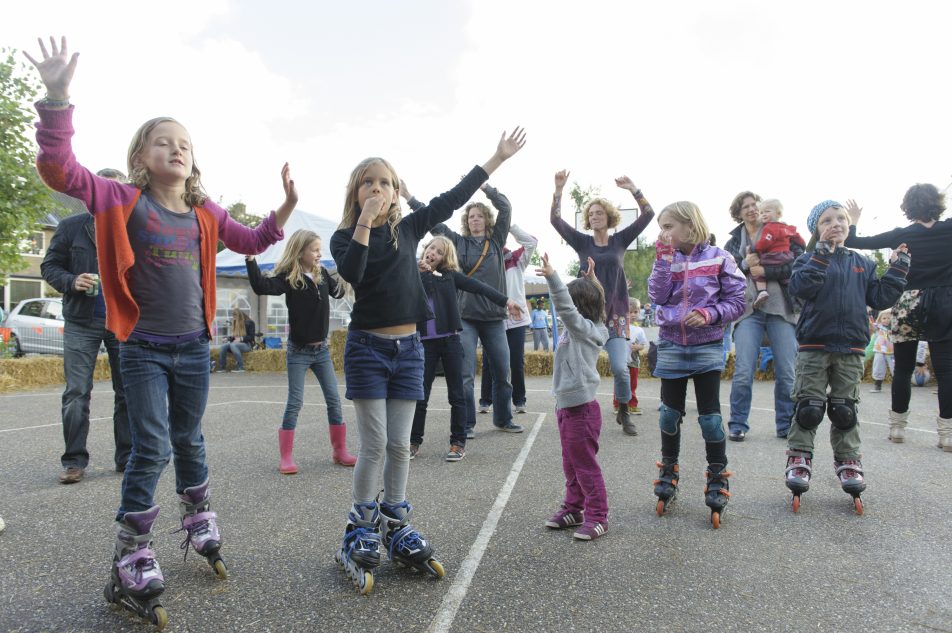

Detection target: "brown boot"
[58, 466, 85, 484]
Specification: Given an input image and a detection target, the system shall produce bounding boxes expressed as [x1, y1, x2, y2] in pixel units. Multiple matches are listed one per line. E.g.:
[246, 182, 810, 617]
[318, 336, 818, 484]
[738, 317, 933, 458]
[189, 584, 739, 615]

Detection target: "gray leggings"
[352, 399, 416, 505]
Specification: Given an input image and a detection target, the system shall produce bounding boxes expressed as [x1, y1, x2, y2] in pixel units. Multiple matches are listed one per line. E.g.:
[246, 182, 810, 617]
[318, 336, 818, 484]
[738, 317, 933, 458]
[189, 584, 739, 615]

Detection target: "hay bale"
[0, 355, 111, 393]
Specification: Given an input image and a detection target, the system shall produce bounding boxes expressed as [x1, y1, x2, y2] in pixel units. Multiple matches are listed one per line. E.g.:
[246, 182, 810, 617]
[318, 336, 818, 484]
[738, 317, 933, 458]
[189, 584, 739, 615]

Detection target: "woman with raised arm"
[550, 170, 654, 436]
[844, 186, 952, 452]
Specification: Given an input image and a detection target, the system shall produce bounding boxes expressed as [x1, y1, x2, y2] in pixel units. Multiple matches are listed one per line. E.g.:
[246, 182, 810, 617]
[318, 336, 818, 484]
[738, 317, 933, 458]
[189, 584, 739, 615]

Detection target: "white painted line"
[426, 412, 546, 633]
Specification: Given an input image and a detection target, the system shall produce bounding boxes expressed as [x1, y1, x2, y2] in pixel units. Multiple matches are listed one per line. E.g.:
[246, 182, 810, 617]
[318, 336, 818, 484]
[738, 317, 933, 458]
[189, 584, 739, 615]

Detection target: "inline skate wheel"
[104, 582, 117, 604]
[853, 497, 864, 516]
[656, 500, 665, 517]
[791, 495, 801, 513]
[358, 572, 374, 595]
[152, 605, 168, 630]
[427, 559, 445, 578]
[212, 558, 228, 580]
[711, 511, 721, 529]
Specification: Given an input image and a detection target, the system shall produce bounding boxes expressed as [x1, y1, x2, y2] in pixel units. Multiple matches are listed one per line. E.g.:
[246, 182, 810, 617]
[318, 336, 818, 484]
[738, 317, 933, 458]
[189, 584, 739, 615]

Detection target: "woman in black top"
[845, 183, 952, 451]
[246, 229, 353, 472]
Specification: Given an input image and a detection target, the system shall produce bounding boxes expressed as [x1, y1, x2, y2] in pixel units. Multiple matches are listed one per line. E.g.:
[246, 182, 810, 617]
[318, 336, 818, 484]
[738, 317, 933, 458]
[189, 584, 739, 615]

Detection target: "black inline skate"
[653, 458, 679, 516]
[704, 463, 732, 529]
[834, 458, 866, 515]
[784, 449, 812, 513]
[104, 506, 168, 630]
[379, 501, 445, 579]
[335, 502, 381, 595]
[174, 479, 227, 579]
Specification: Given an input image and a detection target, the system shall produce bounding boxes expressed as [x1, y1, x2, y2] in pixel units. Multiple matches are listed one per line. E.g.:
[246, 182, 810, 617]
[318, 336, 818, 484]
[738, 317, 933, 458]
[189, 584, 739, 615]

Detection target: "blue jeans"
[728, 311, 797, 435]
[461, 319, 512, 431]
[480, 325, 527, 408]
[62, 318, 130, 469]
[219, 341, 251, 370]
[117, 336, 210, 519]
[344, 331, 424, 400]
[413, 334, 466, 446]
[605, 336, 632, 404]
[282, 342, 342, 430]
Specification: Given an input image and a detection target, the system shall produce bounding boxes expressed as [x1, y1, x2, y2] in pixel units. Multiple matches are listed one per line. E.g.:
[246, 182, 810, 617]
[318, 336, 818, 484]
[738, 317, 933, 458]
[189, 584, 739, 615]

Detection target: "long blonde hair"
[422, 235, 461, 272]
[127, 117, 207, 207]
[338, 157, 402, 249]
[230, 308, 248, 338]
[273, 230, 323, 290]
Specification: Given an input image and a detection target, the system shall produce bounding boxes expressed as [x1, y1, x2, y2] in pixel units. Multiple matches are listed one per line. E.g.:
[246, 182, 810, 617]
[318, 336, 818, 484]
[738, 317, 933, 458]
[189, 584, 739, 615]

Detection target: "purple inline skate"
[175, 479, 227, 579]
[104, 506, 168, 630]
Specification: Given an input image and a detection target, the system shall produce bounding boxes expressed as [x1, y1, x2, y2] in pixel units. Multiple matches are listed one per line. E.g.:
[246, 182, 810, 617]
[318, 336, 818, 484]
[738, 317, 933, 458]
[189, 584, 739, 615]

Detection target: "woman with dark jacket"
[844, 184, 952, 451]
[724, 191, 803, 441]
[410, 236, 521, 461]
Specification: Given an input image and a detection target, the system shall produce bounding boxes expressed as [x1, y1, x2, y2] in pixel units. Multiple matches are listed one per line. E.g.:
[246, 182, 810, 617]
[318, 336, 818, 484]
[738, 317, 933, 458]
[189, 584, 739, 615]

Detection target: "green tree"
[528, 250, 542, 267]
[0, 49, 60, 273]
[872, 249, 888, 278]
[623, 236, 655, 305]
[217, 200, 261, 252]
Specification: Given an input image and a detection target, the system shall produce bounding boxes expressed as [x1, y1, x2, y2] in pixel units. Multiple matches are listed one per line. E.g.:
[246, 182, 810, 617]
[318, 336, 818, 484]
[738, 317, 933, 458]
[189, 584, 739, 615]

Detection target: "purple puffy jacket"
[648, 243, 747, 346]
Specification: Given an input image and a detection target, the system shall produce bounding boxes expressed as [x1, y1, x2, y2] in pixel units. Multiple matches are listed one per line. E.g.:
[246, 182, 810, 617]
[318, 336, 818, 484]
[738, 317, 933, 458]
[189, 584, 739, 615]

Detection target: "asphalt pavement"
[0, 372, 950, 633]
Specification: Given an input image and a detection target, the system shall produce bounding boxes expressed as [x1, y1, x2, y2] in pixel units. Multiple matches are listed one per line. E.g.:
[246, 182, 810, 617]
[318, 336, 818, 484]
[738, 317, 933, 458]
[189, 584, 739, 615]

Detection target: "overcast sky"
[4, 1, 951, 278]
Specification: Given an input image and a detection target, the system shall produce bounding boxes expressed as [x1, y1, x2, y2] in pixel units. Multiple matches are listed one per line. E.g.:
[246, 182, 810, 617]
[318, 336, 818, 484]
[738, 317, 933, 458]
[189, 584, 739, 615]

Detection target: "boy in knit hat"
[783, 200, 910, 513]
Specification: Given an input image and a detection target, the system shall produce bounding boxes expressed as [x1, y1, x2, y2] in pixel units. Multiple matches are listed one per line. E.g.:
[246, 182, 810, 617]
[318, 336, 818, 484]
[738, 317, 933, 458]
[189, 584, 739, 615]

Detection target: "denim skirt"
[653, 339, 725, 379]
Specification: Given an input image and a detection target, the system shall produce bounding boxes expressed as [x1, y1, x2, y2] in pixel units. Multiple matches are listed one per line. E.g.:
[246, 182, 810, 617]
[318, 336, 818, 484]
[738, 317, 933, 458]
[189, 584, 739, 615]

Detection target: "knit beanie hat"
[807, 200, 841, 235]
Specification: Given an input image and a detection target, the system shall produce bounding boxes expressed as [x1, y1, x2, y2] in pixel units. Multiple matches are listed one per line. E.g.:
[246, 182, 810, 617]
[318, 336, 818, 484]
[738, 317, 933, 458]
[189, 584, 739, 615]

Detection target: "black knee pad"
[827, 397, 858, 430]
[795, 398, 826, 430]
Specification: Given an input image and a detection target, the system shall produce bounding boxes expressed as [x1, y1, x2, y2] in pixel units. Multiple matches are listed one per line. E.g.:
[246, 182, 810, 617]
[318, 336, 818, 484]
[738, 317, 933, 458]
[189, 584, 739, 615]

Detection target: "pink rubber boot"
[329, 424, 357, 467]
[278, 429, 298, 475]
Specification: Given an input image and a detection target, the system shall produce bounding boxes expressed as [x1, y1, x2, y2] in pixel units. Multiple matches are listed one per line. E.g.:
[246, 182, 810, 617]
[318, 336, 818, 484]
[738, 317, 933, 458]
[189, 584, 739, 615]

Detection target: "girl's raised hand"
[418, 259, 433, 273]
[496, 126, 527, 161]
[399, 179, 412, 201]
[554, 169, 570, 192]
[534, 252, 555, 277]
[359, 195, 388, 224]
[281, 163, 298, 207]
[581, 256, 596, 279]
[890, 242, 911, 263]
[845, 199, 863, 225]
[615, 175, 637, 192]
[23, 37, 78, 101]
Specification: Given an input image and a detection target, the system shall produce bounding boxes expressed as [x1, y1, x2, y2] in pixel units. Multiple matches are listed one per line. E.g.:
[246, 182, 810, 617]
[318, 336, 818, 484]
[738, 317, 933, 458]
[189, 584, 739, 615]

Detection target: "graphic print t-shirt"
[126, 194, 206, 337]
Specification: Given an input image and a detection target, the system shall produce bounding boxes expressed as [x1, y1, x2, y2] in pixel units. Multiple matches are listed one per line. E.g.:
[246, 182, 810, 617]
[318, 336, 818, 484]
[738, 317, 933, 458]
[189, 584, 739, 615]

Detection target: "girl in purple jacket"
[648, 201, 746, 528]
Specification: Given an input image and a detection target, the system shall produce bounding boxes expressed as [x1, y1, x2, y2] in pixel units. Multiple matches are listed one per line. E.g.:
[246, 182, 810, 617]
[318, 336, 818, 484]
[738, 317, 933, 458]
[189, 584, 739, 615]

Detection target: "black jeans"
[892, 339, 952, 418]
[660, 371, 722, 416]
[479, 325, 527, 408]
[412, 334, 467, 447]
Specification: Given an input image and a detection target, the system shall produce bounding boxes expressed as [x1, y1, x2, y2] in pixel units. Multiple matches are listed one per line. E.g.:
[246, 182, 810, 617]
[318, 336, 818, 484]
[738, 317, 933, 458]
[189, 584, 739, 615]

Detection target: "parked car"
[2, 298, 65, 357]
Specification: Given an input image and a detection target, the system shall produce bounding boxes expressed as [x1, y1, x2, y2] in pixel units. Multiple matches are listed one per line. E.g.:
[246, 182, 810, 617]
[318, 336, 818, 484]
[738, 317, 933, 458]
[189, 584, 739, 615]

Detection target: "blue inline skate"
[379, 501, 445, 579]
[335, 502, 381, 595]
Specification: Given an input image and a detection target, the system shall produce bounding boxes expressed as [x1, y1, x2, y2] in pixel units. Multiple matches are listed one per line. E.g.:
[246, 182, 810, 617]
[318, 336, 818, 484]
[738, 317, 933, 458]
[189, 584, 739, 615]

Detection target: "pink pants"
[557, 400, 609, 524]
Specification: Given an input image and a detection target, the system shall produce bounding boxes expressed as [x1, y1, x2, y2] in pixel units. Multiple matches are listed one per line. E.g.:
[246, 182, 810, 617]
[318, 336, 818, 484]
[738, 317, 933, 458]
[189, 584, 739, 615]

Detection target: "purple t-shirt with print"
[126, 193, 206, 338]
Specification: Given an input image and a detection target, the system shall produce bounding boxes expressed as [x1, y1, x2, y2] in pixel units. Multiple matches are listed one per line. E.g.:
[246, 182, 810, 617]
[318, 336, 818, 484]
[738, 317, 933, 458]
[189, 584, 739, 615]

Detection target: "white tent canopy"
[216, 210, 339, 276]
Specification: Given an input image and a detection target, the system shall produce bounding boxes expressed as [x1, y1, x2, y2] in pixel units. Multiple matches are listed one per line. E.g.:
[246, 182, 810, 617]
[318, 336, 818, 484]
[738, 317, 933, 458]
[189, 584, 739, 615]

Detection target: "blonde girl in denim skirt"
[648, 202, 746, 528]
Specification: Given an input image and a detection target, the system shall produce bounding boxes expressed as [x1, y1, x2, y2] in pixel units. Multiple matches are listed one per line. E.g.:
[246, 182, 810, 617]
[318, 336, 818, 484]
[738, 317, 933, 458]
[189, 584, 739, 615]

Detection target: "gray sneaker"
[497, 423, 524, 433]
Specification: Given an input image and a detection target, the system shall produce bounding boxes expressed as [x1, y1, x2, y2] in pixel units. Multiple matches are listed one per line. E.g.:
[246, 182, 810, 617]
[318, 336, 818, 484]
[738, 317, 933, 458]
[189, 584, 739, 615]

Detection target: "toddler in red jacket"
[752, 199, 806, 309]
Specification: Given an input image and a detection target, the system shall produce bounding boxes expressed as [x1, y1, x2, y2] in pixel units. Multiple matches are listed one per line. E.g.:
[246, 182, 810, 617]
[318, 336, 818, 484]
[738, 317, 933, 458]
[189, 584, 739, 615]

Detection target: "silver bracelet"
[41, 96, 71, 107]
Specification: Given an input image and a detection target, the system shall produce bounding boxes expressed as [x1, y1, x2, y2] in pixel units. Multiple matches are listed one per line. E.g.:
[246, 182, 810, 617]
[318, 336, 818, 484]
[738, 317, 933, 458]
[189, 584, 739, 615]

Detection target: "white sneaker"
[515, 404, 527, 414]
[478, 404, 490, 414]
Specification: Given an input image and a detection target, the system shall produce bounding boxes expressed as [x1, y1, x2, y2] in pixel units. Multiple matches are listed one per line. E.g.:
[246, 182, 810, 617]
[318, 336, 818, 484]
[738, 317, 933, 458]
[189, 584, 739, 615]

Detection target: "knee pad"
[658, 404, 683, 435]
[827, 397, 858, 430]
[795, 398, 826, 430]
[698, 414, 725, 442]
